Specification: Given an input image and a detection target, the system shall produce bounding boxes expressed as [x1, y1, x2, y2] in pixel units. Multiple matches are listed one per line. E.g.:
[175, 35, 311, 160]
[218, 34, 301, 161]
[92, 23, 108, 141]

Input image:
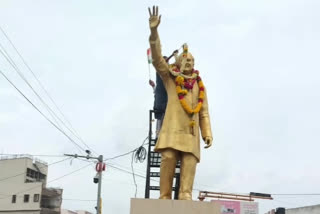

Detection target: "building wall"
[286, 204, 320, 214]
[61, 209, 92, 214]
[0, 157, 48, 212]
[76, 210, 93, 214]
[0, 211, 40, 214]
[61, 209, 77, 214]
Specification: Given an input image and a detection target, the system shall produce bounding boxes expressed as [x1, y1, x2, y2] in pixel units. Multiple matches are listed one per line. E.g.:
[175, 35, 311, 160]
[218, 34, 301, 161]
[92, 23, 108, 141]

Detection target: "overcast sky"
[1, 0, 320, 213]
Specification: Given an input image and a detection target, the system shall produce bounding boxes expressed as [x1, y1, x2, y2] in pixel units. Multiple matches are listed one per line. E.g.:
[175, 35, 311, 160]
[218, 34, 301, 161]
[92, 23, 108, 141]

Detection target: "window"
[34, 194, 40, 202]
[24, 194, 29, 203]
[12, 195, 16, 203]
[26, 168, 46, 182]
[31, 170, 35, 178]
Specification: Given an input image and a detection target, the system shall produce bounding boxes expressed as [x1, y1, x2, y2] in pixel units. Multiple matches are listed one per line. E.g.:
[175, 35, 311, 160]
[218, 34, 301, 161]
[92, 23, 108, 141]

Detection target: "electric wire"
[272, 194, 320, 196]
[0, 138, 149, 198]
[0, 161, 93, 200]
[0, 46, 64, 133]
[103, 136, 148, 197]
[104, 136, 148, 161]
[133, 146, 147, 163]
[0, 69, 86, 153]
[62, 198, 96, 202]
[272, 199, 300, 207]
[40, 195, 97, 202]
[0, 47, 86, 154]
[131, 153, 138, 197]
[0, 157, 71, 183]
[0, 154, 65, 158]
[108, 160, 147, 176]
[0, 27, 97, 155]
[107, 164, 153, 180]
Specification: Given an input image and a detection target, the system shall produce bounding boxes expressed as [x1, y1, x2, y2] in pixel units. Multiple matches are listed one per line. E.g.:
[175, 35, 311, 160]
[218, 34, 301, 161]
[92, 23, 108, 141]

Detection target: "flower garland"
[175, 70, 205, 117]
[169, 64, 198, 79]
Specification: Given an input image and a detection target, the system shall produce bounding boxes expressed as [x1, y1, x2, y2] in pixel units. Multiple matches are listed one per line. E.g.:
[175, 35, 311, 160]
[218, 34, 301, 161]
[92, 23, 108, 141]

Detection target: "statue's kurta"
[150, 36, 212, 162]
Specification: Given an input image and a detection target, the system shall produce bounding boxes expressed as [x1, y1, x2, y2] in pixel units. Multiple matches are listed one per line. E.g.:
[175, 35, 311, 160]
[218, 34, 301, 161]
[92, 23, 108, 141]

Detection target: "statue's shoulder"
[168, 64, 179, 76]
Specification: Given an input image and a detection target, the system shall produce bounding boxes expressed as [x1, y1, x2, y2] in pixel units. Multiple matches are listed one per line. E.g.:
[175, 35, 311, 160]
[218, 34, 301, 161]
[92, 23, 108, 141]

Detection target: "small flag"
[147, 48, 152, 64]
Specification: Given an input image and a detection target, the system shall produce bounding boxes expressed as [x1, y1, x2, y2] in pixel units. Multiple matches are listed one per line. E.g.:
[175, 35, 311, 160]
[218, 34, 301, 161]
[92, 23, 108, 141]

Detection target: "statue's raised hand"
[148, 6, 161, 30]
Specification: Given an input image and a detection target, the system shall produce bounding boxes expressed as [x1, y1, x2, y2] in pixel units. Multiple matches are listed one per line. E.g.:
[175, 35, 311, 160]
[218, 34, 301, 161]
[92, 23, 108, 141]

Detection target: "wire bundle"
[133, 146, 147, 163]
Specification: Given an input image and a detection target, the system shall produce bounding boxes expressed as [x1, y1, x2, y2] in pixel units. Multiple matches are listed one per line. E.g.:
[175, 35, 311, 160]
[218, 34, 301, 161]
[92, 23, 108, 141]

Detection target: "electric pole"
[96, 155, 103, 214]
[64, 151, 105, 214]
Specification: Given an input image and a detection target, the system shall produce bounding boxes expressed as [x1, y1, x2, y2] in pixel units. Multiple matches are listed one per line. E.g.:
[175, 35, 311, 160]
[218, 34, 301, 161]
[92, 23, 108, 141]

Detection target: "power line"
[104, 136, 148, 161]
[106, 163, 222, 195]
[131, 153, 138, 197]
[0, 26, 97, 155]
[107, 164, 150, 180]
[48, 162, 93, 183]
[10, 195, 97, 202]
[108, 160, 146, 175]
[107, 163, 160, 184]
[0, 47, 85, 154]
[0, 154, 65, 158]
[0, 161, 93, 200]
[272, 193, 320, 196]
[0, 157, 71, 183]
[62, 198, 96, 202]
[103, 136, 148, 198]
[0, 45, 64, 134]
[0, 69, 86, 153]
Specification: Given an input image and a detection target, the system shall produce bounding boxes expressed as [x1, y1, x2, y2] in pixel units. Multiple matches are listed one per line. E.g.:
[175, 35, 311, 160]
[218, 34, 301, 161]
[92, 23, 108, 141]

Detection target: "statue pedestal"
[130, 198, 221, 214]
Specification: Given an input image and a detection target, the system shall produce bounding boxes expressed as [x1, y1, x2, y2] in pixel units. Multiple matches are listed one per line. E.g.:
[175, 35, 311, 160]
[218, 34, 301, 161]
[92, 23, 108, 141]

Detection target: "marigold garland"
[176, 76, 184, 85]
[176, 85, 188, 95]
[175, 72, 205, 115]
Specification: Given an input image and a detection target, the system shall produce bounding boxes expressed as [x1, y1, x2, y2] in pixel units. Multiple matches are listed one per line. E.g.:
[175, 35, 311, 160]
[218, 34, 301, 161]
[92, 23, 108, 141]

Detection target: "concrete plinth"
[130, 198, 221, 214]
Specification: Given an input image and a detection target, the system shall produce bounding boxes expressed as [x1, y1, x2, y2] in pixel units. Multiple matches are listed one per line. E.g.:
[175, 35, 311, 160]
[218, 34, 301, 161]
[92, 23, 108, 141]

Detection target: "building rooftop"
[0, 154, 48, 165]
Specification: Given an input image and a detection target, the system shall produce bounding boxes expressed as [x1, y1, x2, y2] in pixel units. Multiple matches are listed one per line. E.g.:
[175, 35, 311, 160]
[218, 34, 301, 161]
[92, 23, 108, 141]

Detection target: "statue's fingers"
[204, 139, 212, 149]
[148, 7, 152, 17]
[153, 5, 155, 16]
[159, 15, 161, 24]
[156, 6, 158, 16]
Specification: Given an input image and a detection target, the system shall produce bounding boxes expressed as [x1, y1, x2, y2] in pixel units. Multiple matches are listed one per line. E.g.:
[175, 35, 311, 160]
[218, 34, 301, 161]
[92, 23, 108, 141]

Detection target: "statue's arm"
[148, 6, 169, 80]
[199, 89, 213, 148]
[149, 32, 169, 79]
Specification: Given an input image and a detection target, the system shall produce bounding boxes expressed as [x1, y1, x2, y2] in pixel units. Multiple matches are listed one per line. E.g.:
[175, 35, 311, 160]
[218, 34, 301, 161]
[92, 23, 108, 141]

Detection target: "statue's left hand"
[204, 137, 213, 149]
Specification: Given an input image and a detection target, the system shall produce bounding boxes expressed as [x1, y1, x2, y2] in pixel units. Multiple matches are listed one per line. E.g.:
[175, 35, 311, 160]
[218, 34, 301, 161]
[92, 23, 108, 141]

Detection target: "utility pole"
[64, 151, 105, 214]
[96, 155, 103, 214]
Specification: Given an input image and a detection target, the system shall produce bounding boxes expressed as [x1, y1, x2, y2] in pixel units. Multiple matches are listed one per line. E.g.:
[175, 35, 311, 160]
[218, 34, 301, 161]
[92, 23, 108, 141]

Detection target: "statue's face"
[177, 53, 194, 74]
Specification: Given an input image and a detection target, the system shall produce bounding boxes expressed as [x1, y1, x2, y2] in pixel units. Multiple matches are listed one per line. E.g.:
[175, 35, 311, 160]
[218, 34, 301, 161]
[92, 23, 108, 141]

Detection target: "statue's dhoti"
[159, 148, 198, 200]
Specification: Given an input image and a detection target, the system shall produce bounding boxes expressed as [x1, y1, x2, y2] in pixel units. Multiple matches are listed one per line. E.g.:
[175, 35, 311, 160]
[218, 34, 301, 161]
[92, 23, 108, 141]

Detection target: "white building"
[265, 204, 320, 214]
[61, 210, 93, 214]
[286, 204, 320, 214]
[0, 155, 63, 214]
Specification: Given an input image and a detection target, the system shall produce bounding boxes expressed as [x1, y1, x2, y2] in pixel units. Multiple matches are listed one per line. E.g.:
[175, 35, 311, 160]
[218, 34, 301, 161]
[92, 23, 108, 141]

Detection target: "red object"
[96, 163, 106, 172]
[184, 79, 196, 89]
[149, 79, 155, 88]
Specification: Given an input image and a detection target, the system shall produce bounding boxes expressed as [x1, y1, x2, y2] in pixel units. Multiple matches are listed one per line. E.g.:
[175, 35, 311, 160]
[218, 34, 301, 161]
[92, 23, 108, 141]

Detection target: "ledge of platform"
[130, 198, 221, 214]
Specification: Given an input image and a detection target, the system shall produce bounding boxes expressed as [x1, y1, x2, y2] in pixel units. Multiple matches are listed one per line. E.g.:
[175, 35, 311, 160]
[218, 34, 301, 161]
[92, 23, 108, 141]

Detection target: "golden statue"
[148, 6, 213, 200]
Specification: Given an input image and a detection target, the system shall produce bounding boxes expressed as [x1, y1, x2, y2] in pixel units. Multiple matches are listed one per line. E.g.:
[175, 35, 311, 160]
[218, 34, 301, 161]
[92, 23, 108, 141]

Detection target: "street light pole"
[96, 155, 103, 214]
[64, 153, 105, 214]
